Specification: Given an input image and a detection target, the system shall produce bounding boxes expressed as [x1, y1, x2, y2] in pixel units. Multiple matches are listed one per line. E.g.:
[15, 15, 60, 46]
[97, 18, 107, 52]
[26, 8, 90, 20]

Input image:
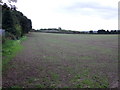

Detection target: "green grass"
[2, 36, 27, 70]
[11, 85, 22, 88]
[35, 83, 57, 88]
[71, 69, 109, 88]
[50, 72, 59, 80]
[27, 78, 35, 83]
[49, 72, 60, 87]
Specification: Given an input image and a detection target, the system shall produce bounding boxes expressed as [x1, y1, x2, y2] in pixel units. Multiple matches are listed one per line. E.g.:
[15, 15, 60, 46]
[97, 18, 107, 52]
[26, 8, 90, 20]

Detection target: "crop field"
[3, 32, 118, 88]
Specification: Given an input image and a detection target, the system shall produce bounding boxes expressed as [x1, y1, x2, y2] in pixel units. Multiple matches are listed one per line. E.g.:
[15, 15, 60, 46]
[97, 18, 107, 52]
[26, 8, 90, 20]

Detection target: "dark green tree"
[97, 29, 106, 34]
[2, 3, 32, 39]
[89, 30, 93, 34]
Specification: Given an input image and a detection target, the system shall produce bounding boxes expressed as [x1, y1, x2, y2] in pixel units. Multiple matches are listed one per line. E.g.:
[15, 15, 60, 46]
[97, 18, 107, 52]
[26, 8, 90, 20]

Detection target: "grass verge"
[2, 36, 27, 71]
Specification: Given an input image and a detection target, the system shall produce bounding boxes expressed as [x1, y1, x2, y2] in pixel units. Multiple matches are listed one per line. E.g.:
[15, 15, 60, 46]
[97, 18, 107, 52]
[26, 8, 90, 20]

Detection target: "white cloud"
[15, 0, 119, 31]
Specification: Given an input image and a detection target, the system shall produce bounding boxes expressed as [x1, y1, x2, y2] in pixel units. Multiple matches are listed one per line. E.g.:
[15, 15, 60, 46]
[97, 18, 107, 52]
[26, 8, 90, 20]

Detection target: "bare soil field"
[2, 32, 118, 88]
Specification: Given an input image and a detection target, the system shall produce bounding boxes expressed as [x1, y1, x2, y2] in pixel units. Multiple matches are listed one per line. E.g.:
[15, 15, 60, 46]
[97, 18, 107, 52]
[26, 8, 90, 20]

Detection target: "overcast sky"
[14, 0, 119, 31]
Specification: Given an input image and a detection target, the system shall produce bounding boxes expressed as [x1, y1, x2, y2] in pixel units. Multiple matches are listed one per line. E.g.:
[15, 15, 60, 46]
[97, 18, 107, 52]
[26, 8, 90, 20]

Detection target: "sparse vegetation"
[71, 69, 109, 88]
[2, 33, 118, 88]
[50, 72, 59, 80]
[11, 85, 22, 88]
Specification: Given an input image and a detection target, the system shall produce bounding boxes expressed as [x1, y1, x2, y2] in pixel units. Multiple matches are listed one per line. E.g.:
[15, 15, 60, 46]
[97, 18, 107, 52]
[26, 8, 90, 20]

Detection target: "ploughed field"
[3, 32, 118, 88]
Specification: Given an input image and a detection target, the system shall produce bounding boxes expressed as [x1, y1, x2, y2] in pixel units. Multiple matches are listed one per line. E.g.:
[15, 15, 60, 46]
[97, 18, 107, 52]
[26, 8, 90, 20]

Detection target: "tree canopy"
[2, 3, 32, 39]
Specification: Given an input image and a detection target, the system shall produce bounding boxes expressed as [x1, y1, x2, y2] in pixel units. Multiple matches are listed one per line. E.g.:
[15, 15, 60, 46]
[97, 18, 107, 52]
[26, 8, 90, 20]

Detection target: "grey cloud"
[62, 2, 117, 19]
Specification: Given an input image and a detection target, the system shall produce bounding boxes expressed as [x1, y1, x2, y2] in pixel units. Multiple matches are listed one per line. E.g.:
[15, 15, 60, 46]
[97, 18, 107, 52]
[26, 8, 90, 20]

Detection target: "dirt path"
[2, 32, 118, 88]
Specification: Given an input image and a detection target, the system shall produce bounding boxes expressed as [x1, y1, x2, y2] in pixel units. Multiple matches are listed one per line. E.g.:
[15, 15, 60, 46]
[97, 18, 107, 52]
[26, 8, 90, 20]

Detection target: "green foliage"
[2, 3, 32, 39]
[2, 5, 14, 33]
[19, 36, 27, 41]
[2, 36, 27, 70]
[14, 24, 22, 38]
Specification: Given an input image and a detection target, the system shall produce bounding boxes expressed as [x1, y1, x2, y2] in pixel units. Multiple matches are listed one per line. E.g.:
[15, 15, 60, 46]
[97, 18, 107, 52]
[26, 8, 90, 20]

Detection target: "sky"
[7, 0, 120, 31]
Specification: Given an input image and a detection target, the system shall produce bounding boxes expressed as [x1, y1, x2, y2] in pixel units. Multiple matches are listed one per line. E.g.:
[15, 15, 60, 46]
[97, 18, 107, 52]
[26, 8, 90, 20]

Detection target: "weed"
[42, 77, 49, 82]
[35, 84, 46, 88]
[50, 83, 57, 88]
[28, 78, 35, 83]
[50, 72, 59, 80]
[65, 67, 74, 74]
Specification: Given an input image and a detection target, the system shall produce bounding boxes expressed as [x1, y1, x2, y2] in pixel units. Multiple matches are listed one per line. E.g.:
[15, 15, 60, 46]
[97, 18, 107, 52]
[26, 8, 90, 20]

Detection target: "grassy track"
[2, 32, 118, 88]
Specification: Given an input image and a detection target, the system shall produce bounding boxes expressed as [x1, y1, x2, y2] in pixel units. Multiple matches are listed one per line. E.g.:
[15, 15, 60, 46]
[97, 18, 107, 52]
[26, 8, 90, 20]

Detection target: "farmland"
[3, 32, 118, 88]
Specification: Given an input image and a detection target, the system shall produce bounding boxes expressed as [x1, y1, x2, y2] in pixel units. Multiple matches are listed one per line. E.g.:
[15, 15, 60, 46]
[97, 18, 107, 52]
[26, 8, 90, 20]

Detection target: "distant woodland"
[35, 28, 120, 34]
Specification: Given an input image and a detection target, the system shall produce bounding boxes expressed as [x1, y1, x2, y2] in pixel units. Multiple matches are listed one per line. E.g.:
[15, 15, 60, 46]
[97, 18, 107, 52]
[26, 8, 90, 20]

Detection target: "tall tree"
[2, 3, 32, 39]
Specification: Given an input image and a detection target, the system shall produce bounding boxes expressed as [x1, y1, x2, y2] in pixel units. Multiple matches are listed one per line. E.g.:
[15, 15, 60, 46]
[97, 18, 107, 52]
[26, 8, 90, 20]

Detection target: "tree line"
[1, 3, 32, 40]
[90, 29, 119, 34]
[35, 28, 120, 34]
